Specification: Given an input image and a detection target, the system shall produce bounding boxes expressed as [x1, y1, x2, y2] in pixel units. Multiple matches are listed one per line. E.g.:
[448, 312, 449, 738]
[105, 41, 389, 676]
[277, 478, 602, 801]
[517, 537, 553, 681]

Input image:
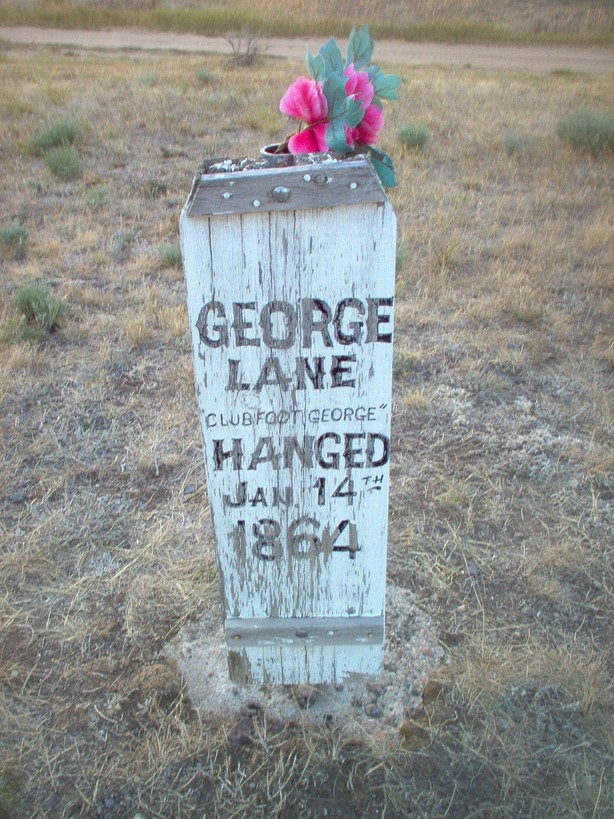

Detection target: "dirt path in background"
[1, 25, 614, 73]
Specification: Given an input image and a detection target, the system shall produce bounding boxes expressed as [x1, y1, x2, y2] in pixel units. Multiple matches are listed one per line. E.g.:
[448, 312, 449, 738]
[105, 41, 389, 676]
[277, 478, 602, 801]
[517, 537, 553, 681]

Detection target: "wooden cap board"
[180, 155, 396, 684]
[185, 155, 387, 217]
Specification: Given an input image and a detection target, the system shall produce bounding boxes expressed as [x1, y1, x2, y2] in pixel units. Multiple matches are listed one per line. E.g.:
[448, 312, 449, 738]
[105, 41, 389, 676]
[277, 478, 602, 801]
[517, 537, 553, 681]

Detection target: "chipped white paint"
[180, 158, 396, 684]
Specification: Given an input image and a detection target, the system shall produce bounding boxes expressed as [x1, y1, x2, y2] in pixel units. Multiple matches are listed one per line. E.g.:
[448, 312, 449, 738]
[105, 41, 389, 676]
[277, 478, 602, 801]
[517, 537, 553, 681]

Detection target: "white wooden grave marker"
[180, 155, 396, 684]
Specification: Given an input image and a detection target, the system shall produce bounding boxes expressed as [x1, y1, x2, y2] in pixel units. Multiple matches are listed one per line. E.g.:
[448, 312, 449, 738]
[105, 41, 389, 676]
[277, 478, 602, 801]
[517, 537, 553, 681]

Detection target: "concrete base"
[167, 585, 447, 731]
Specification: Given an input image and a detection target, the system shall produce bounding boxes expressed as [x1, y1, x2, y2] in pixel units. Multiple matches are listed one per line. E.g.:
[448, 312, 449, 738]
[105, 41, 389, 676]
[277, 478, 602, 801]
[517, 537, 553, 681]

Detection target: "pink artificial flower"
[344, 64, 374, 111]
[280, 76, 327, 124]
[287, 123, 328, 153]
[345, 103, 384, 148]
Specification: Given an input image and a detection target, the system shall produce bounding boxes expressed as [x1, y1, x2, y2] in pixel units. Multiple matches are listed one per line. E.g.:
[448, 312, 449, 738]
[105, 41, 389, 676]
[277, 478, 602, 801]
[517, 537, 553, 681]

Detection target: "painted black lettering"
[343, 433, 366, 468]
[213, 438, 243, 471]
[366, 297, 393, 343]
[250, 487, 267, 507]
[223, 482, 247, 508]
[272, 486, 293, 507]
[196, 300, 228, 348]
[295, 357, 325, 389]
[366, 433, 390, 467]
[248, 437, 279, 470]
[283, 435, 314, 468]
[331, 355, 356, 388]
[227, 359, 250, 391]
[253, 357, 291, 392]
[232, 302, 260, 347]
[316, 432, 341, 469]
[260, 301, 296, 350]
[333, 298, 365, 345]
[301, 298, 333, 348]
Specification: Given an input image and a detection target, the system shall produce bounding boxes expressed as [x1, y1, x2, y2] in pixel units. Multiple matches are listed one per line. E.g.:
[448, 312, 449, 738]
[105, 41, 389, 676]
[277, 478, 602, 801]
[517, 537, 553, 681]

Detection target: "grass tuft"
[502, 129, 535, 154]
[398, 122, 430, 151]
[14, 282, 68, 336]
[45, 145, 83, 180]
[0, 221, 28, 261]
[29, 114, 84, 155]
[85, 184, 110, 211]
[196, 67, 214, 84]
[556, 108, 614, 155]
[158, 242, 182, 269]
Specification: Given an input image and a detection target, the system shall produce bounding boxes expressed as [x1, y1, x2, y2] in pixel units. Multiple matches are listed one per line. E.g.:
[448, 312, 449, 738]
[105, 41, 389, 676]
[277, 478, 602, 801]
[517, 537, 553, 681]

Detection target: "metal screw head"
[314, 172, 329, 186]
[222, 191, 232, 200]
[350, 182, 358, 190]
[271, 185, 291, 202]
[303, 173, 312, 182]
[252, 199, 261, 208]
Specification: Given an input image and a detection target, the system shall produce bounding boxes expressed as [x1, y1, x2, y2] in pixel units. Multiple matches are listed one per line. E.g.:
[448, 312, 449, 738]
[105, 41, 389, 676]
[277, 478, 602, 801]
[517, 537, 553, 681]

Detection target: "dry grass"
[0, 42, 613, 817]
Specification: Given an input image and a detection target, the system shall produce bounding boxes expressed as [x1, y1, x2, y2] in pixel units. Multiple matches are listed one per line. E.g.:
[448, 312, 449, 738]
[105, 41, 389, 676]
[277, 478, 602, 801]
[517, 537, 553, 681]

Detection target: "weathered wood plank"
[186, 156, 386, 217]
[181, 158, 396, 684]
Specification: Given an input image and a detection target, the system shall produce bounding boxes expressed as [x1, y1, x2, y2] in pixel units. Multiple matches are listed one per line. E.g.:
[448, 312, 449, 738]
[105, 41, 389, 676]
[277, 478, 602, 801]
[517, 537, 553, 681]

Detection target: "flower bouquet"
[276, 26, 401, 188]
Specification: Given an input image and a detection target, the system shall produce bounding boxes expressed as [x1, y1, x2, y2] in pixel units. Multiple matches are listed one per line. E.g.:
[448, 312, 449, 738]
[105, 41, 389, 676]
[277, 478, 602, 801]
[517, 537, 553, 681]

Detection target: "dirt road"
[1, 25, 613, 73]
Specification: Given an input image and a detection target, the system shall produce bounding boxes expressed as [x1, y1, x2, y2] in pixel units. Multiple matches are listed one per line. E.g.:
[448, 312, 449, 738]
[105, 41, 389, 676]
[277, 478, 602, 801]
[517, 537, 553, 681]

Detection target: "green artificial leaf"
[320, 37, 344, 76]
[368, 147, 397, 188]
[325, 119, 348, 152]
[346, 25, 373, 70]
[344, 96, 364, 128]
[369, 68, 402, 101]
[323, 73, 350, 150]
[322, 73, 347, 120]
[307, 50, 325, 81]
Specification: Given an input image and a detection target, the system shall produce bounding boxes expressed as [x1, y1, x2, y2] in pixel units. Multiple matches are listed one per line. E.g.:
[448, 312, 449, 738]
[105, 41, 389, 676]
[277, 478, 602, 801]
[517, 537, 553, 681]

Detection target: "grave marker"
[180, 155, 396, 684]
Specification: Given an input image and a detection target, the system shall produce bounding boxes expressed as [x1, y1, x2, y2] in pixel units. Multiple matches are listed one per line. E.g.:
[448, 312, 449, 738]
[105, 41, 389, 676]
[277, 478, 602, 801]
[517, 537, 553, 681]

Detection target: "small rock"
[9, 490, 27, 504]
[246, 701, 262, 714]
[365, 704, 383, 718]
[294, 684, 318, 708]
[227, 716, 254, 747]
[466, 559, 480, 578]
[42, 793, 61, 812]
[398, 719, 429, 747]
[421, 679, 444, 705]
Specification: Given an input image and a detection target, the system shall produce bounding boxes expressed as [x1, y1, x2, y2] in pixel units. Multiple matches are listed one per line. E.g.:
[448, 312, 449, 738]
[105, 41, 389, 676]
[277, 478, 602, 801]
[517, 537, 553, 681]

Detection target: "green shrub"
[144, 178, 168, 198]
[138, 73, 157, 86]
[158, 242, 182, 269]
[502, 130, 535, 154]
[14, 283, 68, 335]
[85, 184, 110, 211]
[0, 221, 28, 260]
[196, 68, 214, 84]
[29, 115, 83, 155]
[398, 122, 430, 151]
[556, 108, 614, 155]
[45, 146, 83, 180]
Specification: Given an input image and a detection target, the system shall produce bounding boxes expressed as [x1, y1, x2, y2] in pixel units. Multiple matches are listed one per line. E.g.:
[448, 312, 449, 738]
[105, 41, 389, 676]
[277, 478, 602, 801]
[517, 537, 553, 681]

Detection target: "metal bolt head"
[271, 185, 291, 202]
[314, 172, 329, 186]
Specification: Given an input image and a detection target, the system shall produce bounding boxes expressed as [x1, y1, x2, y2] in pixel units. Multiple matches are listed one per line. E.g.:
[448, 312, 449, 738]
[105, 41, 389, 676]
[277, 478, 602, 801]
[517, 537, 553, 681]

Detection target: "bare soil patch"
[1, 25, 614, 73]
